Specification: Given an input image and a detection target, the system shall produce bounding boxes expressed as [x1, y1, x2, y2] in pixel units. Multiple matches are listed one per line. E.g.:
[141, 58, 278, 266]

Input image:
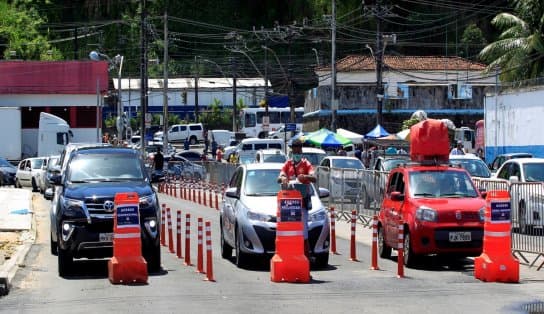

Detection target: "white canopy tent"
[336, 128, 364, 144]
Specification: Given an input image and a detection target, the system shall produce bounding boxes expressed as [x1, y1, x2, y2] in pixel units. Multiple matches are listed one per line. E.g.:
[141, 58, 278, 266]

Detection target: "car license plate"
[449, 231, 471, 242]
[99, 233, 113, 242]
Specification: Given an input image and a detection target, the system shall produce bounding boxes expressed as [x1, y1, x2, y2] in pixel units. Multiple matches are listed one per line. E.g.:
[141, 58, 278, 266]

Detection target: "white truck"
[38, 112, 72, 157]
[484, 85, 544, 164]
[0, 107, 22, 161]
[454, 127, 475, 153]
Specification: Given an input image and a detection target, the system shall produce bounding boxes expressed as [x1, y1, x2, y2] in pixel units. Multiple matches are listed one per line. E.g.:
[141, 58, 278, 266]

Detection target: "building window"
[76, 107, 97, 127]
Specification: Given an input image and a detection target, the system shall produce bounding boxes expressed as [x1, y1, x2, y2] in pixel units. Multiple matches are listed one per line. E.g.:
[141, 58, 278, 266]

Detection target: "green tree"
[461, 23, 486, 59]
[0, 2, 62, 60]
[479, 0, 544, 82]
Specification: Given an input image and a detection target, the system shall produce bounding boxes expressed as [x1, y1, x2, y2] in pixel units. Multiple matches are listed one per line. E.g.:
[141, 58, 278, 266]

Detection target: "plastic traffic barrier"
[108, 192, 148, 284]
[474, 190, 519, 283]
[330, 207, 337, 255]
[349, 210, 358, 261]
[370, 215, 379, 270]
[270, 187, 310, 283]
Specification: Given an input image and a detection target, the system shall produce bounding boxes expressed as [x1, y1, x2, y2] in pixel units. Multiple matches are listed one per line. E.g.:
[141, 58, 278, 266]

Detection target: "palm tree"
[479, 0, 544, 82]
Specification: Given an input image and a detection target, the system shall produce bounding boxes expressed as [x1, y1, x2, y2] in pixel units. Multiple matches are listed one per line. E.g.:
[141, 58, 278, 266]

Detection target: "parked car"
[489, 153, 533, 173]
[493, 158, 544, 233]
[42, 155, 60, 199]
[317, 156, 366, 202]
[268, 125, 301, 140]
[155, 123, 204, 144]
[0, 157, 17, 186]
[287, 147, 327, 166]
[49, 147, 161, 276]
[378, 162, 486, 267]
[449, 154, 491, 178]
[15, 157, 47, 191]
[255, 149, 287, 163]
[171, 150, 204, 162]
[166, 156, 206, 180]
[220, 163, 330, 269]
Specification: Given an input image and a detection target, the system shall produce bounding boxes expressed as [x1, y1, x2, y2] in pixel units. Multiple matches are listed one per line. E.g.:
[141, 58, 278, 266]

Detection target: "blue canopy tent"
[303, 128, 352, 149]
[365, 124, 390, 139]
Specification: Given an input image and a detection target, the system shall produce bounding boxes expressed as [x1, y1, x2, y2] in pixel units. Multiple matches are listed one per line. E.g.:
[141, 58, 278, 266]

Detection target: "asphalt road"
[1, 189, 544, 314]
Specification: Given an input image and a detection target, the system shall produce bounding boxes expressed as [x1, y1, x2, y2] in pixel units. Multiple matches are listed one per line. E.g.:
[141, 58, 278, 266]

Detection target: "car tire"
[378, 226, 391, 259]
[403, 230, 418, 268]
[50, 234, 58, 256]
[235, 229, 249, 268]
[220, 223, 233, 259]
[31, 178, 38, 192]
[15, 179, 21, 188]
[58, 246, 73, 277]
[143, 243, 161, 273]
[313, 252, 329, 269]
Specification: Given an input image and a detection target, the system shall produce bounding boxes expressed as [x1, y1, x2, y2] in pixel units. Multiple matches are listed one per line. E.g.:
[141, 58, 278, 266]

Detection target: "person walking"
[153, 147, 164, 171]
[211, 138, 218, 160]
[277, 139, 316, 260]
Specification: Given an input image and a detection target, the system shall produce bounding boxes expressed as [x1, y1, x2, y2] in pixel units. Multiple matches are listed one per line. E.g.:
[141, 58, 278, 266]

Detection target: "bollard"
[184, 213, 192, 266]
[167, 208, 174, 254]
[370, 215, 379, 270]
[204, 221, 215, 282]
[198, 186, 202, 205]
[330, 207, 337, 255]
[397, 220, 404, 278]
[196, 218, 204, 273]
[160, 204, 166, 247]
[192, 185, 196, 203]
[173, 179, 177, 198]
[176, 210, 182, 259]
[183, 182, 187, 200]
[349, 210, 358, 261]
[208, 185, 213, 208]
[203, 185, 208, 207]
[214, 189, 219, 211]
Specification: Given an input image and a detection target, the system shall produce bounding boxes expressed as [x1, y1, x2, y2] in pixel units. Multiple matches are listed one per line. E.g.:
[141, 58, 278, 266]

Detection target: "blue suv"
[50, 147, 161, 276]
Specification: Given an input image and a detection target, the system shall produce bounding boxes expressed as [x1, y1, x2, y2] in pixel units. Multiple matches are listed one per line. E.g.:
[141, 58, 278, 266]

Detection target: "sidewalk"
[0, 188, 34, 295]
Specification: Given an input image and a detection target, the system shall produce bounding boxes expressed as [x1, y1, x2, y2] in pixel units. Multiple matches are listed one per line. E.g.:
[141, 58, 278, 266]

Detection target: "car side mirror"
[480, 191, 487, 199]
[509, 175, 519, 183]
[318, 187, 330, 199]
[391, 191, 404, 202]
[225, 187, 239, 199]
[49, 174, 62, 186]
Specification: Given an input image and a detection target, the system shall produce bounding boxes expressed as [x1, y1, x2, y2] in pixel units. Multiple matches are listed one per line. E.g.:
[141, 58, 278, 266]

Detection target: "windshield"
[450, 159, 491, 178]
[332, 158, 364, 169]
[383, 159, 408, 171]
[409, 170, 478, 198]
[30, 159, 45, 169]
[523, 163, 544, 182]
[244, 169, 315, 196]
[263, 154, 286, 163]
[303, 153, 327, 166]
[68, 154, 144, 182]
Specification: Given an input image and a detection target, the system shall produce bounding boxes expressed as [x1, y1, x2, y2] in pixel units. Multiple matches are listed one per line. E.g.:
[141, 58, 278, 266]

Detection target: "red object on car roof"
[410, 119, 450, 162]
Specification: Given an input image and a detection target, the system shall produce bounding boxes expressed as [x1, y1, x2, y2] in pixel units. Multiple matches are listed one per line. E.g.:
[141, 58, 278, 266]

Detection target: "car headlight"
[479, 206, 486, 222]
[309, 209, 327, 222]
[61, 196, 85, 212]
[140, 194, 157, 209]
[415, 206, 437, 222]
[247, 210, 273, 222]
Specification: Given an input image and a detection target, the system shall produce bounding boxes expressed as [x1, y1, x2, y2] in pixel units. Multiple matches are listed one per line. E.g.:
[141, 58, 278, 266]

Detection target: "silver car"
[220, 163, 330, 269]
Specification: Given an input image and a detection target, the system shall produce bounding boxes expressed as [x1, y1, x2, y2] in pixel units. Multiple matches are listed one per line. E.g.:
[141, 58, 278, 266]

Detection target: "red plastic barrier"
[474, 190, 519, 283]
[397, 220, 404, 278]
[349, 210, 358, 262]
[330, 207, 337, 255]
[176, 210, 182, 259]
[108, 192, 148, 284]
[160, 204, 166, 247]
[204, 221, 215, 282]
[184, 213, 192, 266]
[196, 217, 204, 273]
[370, 215, 379, 270]
[167, 207, 174, 253]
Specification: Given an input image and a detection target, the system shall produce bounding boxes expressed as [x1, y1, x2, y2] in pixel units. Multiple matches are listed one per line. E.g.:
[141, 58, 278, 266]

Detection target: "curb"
[0, 194, 35, 296]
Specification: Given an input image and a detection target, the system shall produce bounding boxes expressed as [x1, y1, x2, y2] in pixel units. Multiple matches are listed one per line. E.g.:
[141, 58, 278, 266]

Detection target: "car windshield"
[30, 159, 44, 169]
[383, 159, 408, 171]
[68, 154, 144, 182]
[332, 158, 364, 169]
[523, 163, 544, 182]
[47, 157, 60, 170]
[244, 168, 316, 196]
[450, 159, 491, 178]
[0, 158, 13, 167]
[303, 153, 327, 166]
[263, 154, 286, 163]
[409, 170, 478, 198]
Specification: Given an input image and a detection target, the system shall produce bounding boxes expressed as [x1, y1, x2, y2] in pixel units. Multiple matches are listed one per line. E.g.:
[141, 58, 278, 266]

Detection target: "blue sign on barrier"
[490, 201, 511, 222]
[116, 205, 140, 227]
[280, 199, 302, 222]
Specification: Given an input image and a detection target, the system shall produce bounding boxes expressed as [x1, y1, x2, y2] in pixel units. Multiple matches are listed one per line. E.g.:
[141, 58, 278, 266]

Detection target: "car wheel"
[50, 233, 58, 256]
[143, 243, 161, 273]
[313, 253, 329, 269]
[57, 246, 73, 277]
[15, 179, 21, 188]
[31, 178, 38, 192]
[220, 222, 233, 259]
[235, 229, 249, 268]
[378, 225, 391, 259]
[519, 200, 528, 234]
[403, 229, 418, 268]
[362, 186, 371, 209]
[190, 137, 197, 145]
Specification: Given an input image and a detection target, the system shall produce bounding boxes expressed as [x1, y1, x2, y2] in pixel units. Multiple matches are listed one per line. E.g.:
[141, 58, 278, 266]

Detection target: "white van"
[224, 138, 284, 161]
[209, 130, 235, 148]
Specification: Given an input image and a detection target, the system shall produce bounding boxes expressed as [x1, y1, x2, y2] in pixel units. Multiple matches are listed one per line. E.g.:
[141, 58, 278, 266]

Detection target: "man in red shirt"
[278, 139, 316, 259]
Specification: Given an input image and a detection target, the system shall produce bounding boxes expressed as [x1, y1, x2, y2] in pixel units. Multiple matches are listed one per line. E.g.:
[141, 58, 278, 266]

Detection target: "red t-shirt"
[280, 159, 314, 184]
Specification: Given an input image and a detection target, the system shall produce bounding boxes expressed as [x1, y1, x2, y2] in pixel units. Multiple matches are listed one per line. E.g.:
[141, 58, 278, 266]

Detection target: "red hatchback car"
[378, 163, 486, 267]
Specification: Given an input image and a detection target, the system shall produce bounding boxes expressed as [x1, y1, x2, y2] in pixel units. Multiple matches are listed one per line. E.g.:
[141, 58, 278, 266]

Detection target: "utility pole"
[162, 10, 169, 155]
[232, 56, 237, 132]
[194, 56, 199, 122]
[263, 35, 269, 133]
[140, 0, 148, 156]
[331, 0, 338, 131]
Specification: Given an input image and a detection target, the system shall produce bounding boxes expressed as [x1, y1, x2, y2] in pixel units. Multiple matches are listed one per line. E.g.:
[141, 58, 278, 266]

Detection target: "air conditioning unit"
[384, 83, 409, 99]
[448, 83, 473, 100]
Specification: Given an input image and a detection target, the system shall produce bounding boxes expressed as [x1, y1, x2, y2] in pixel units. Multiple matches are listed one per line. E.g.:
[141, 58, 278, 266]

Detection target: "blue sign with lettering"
[285, 123, 297, 132]
[490, 201, 511, 222]
[280, 198, 302, 222]
[116, 204, 140, 228]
